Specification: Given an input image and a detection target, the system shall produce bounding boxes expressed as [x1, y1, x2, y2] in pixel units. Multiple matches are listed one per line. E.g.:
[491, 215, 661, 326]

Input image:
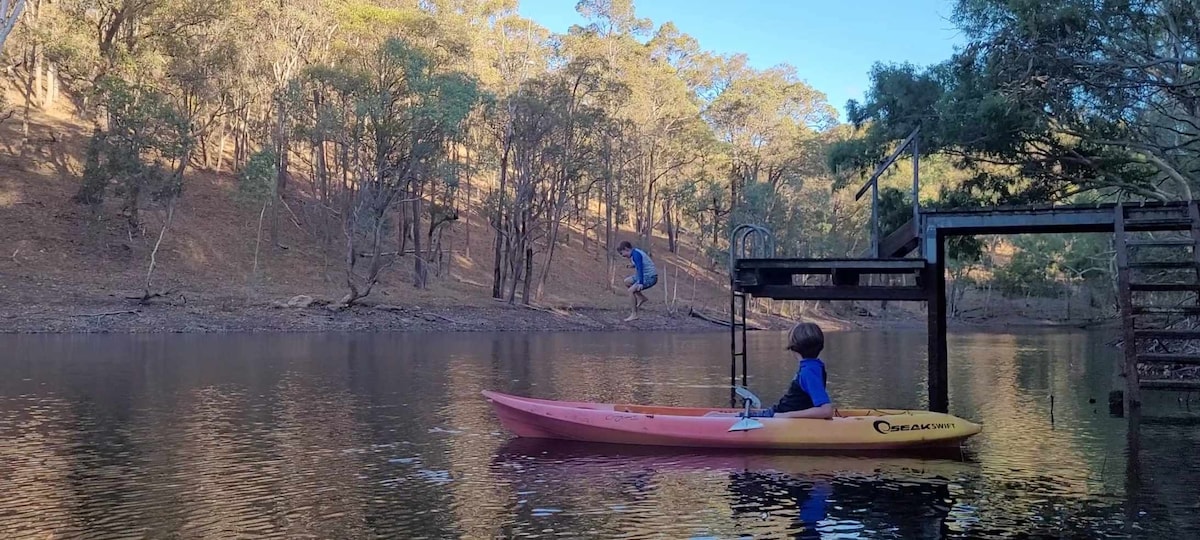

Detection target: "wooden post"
[926, 230, 949, 413]
[911, 137, 920, 231]
[871, 180, 880, 258]
[1113, 205, 1140, 412]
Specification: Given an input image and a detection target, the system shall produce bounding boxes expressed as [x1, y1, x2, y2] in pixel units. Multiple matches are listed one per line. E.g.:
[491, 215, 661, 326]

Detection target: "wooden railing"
[854, 126, 921, 258]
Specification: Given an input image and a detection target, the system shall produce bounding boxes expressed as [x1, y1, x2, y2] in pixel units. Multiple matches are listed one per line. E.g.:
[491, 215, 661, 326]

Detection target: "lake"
[1, 330, 1197, 538]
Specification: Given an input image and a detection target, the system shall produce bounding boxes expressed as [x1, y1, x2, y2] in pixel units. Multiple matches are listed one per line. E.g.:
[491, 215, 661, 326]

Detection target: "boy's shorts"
[629, 275, 657, 290]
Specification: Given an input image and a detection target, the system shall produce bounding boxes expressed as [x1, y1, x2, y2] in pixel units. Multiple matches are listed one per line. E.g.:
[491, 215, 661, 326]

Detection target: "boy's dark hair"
[617, 240, 633, 251]
[787, 322, 824, 358]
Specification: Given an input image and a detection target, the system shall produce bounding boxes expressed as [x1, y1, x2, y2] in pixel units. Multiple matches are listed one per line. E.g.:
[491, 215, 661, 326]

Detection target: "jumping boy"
[617, 241, 657, 322]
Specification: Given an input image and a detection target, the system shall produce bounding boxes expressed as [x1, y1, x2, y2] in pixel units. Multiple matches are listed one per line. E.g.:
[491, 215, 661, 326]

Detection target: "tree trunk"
[20, 46, 33, 138]
[214, 117, 229, 172]
[537, 217, 560, 300]
[664, 199, 678, 253]
[271, 96, 288, 247]
[46, 62, 58, 107]
[412, 194, 426, 288]
[507, 243, 521, 304]
[33, 48, 43, 107]
[124, 183, 141, 232]
[429, 223, 447, 277]
[339, 205, 361, 306]
[730, 161, 738, 210]
[492, 135, 510, 299]
[251, 201, 267, 284]
[522, 247, 533, 305]
[397, 198, 409, 255]
[0, 0, 27, 53]
[463, 135, 472, 258]
[144, 199, 176, 296]
[507, 216, 525, 304]
[313, 141, 326, 202]
[233, 114, 245, 167]
[711, 208, 719, 246]
[641, 159, 656, 249]
[603, 137, 615, 289]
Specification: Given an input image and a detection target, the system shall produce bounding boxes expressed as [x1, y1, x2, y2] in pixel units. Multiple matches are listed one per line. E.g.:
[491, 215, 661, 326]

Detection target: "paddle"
[728, 386, 765, 432]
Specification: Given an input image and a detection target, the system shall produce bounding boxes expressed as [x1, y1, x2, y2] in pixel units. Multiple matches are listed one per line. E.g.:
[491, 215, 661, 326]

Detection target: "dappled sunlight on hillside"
[0, 106, 731, 317]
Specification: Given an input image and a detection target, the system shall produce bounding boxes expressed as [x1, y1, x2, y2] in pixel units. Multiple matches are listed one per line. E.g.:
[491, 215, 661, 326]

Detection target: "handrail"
[729, 224, 775, 276]
[853, 126, 921, 258]
[855, 126, 921, 201]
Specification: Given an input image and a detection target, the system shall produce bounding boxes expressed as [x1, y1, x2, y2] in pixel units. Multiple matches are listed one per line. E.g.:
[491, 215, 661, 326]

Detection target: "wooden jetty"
[729, 128, 1200, 414]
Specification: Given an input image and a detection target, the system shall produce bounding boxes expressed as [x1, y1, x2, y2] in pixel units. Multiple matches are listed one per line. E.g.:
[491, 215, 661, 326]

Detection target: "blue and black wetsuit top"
[762, 358, 830, 416]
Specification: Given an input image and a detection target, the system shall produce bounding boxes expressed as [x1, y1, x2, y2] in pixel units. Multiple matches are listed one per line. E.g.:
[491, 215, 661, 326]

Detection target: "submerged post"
[1123, 406, 1142, 529]
[925, 226, 949, 413]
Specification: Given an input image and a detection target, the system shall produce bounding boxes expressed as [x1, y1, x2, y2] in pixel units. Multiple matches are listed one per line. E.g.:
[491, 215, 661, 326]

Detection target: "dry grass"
[0, 97, 732, 316]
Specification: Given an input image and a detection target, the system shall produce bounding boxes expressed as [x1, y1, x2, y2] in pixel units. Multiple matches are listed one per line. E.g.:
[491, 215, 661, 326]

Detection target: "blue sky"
[516, 0, 965, 121]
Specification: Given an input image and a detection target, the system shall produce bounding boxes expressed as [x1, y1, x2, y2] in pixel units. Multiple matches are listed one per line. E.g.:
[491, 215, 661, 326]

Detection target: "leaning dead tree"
[0, 0, 24, 53]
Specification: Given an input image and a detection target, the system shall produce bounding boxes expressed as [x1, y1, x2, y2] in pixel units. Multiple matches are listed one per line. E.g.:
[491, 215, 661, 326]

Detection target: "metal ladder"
[729, 224, 775, 407]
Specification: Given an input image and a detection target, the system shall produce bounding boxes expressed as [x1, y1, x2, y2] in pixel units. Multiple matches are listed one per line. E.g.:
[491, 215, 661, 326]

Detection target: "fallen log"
[423, 312, 460, 324]
[126, 288, 180, 304]
[688, 307, 765, 330]
[72, 310, 139, 318]
[493, 296, 571, 317]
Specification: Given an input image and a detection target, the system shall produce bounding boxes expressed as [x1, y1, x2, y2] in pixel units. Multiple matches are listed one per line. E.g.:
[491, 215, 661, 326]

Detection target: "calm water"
[1, 330, 1197, 539]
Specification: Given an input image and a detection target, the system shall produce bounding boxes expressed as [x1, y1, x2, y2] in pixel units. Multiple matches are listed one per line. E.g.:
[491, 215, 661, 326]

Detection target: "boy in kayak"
[617, 241, 657, 322]
[750, 322, 834, 419]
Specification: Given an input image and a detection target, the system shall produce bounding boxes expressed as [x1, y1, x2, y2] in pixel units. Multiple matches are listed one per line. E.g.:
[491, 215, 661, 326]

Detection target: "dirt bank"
[1, 281, 1106, 335]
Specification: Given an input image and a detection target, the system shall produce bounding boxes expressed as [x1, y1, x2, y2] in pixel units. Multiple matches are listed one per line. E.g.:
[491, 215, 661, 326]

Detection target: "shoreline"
[0, 298, 1113, 335]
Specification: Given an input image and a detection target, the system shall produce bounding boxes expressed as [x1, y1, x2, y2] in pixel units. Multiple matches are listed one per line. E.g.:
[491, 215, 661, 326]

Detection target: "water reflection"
[495, 439, 970, 539]
[0, 330, 1196, 538]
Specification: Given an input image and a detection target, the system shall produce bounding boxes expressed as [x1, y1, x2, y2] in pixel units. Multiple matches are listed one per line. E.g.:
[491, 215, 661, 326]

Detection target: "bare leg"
[635, 291, 648, 308]
[624, 284, 641, 321]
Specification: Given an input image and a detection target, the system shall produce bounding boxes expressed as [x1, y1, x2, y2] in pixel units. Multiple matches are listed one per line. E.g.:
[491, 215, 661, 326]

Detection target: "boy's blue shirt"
[797, 358, 831, 407]
[630, 248, 656, 285]
[748, 357, 830, 418]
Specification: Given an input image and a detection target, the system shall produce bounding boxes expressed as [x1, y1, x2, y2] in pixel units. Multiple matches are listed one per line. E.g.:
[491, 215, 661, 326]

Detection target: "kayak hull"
[483, 390, 982, 451]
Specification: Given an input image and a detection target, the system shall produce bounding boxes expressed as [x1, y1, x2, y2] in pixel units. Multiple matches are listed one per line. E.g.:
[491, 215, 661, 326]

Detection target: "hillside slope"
[0, 104, 799, 333]
[1, 104, 1106, 334]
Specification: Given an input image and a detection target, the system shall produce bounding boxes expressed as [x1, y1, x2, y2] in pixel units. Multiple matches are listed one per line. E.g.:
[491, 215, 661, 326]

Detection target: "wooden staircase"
[856, 218, 920, 259]
[1114, 202, 1200, 410]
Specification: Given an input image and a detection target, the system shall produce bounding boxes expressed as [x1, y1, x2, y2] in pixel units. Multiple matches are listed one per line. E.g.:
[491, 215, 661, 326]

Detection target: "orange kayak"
[483, 390, 982, 451]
